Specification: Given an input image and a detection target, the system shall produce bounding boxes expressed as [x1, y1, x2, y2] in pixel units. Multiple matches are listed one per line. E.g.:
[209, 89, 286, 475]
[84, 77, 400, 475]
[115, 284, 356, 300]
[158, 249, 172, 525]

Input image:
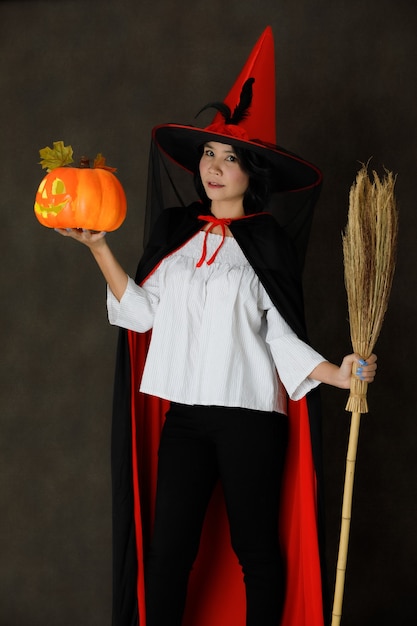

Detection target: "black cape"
[111, 202, 329, 626]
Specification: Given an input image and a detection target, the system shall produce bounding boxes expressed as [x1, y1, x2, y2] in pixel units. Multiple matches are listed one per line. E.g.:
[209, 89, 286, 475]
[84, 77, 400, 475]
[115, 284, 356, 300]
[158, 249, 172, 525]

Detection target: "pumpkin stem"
[79, 156, 91, 168]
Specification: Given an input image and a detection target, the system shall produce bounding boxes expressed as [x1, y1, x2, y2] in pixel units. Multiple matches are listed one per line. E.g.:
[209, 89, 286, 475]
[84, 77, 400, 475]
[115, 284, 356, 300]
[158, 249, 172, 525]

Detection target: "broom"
[331, 164, 398, 626]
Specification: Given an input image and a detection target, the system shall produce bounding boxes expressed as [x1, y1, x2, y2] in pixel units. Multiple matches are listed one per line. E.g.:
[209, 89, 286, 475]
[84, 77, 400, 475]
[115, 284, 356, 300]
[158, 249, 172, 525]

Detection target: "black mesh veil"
[144, 135, 322, 271]
[144, 139, 198, 244]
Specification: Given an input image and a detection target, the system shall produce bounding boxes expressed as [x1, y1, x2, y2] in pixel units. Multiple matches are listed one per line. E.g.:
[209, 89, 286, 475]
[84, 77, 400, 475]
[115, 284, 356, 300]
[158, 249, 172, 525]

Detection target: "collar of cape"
[136, 203, 309, 345]
[196, 211, 270, 267]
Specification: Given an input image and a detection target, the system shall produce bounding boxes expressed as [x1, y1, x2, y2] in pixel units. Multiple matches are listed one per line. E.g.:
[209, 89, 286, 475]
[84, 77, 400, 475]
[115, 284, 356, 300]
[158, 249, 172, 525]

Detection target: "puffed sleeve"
[107, 272, 160, 333]
[262, 288, 326, 400]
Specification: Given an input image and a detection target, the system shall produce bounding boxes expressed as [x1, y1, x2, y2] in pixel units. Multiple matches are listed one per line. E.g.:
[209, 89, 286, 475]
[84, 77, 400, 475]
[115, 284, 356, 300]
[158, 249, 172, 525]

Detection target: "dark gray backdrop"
[1, 1, 415, 624]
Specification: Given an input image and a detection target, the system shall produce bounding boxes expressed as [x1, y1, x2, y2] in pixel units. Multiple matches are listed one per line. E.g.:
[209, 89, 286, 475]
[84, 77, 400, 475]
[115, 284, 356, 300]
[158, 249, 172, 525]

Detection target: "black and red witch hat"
[152, 26, 322, 193]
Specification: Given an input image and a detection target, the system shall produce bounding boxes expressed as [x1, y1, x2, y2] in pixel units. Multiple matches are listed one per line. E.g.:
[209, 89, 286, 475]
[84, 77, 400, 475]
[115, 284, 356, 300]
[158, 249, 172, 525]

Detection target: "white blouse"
[107, 230, 325, 414]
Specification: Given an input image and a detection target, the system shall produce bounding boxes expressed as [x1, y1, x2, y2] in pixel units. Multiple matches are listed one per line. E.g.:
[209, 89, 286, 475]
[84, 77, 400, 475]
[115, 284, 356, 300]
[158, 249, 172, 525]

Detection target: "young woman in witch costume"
[57, 28, 376, 626]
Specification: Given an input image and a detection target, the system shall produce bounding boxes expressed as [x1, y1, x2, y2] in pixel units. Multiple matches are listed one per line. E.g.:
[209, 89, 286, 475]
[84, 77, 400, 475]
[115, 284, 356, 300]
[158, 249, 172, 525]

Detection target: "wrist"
[89, 237, 109, 255]
[309, 361, 349, 389]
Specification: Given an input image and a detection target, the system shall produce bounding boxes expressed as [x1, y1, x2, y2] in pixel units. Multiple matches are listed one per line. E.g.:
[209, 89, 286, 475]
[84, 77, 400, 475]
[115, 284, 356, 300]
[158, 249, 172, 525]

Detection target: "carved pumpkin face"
[34, 166, 127, 231]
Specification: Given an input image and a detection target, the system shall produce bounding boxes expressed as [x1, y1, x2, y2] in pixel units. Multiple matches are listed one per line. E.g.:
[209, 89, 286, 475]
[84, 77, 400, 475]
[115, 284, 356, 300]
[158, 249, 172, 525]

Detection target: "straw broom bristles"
[343, 164, 398, 413]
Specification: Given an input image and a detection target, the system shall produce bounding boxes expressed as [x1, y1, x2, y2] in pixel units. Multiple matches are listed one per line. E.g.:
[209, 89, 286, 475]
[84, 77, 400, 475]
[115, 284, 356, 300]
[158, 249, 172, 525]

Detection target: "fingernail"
[357, 367, 363, 374]
[359, 359, 368, 366]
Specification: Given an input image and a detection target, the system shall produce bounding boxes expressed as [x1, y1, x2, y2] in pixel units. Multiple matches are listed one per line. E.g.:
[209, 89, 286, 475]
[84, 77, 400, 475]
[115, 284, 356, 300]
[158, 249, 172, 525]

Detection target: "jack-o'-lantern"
[34, 141, 127, 231]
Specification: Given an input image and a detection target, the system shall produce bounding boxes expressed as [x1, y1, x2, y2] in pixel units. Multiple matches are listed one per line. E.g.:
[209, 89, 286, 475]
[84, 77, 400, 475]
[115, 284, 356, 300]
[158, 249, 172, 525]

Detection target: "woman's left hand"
[309, 353, 378, 390]
[338, 353, 378, 388]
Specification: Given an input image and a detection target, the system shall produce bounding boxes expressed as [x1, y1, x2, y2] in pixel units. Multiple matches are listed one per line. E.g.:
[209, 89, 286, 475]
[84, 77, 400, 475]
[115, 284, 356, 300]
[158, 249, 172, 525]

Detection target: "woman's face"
[199, 142, 249, 208]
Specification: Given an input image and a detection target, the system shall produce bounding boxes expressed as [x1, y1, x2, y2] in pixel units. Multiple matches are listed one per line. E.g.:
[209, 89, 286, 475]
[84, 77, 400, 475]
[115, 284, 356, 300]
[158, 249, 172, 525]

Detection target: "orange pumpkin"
[34, 165, 127, 231]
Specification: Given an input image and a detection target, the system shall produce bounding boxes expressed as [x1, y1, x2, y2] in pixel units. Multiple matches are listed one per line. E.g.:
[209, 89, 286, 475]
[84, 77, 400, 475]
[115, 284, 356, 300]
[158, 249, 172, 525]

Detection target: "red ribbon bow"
[196, 215, 233, 267]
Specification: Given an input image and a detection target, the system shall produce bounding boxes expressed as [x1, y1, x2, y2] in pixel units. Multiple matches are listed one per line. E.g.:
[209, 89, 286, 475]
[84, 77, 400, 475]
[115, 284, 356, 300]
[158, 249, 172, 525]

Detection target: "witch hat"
[152, 26, 322, 193]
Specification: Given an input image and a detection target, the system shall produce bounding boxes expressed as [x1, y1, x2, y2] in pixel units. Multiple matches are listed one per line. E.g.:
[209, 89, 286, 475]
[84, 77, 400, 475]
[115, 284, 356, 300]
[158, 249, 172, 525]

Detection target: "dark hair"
[194, 144, 274, 214]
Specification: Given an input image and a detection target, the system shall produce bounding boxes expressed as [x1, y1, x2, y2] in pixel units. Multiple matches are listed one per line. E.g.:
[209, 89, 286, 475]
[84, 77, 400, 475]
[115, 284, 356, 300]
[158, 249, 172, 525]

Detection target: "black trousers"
[145, 403, 288, 626]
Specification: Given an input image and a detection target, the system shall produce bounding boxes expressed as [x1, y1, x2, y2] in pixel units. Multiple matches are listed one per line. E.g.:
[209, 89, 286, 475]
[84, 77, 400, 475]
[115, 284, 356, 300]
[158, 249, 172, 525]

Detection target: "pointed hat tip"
[222, 26, 276, 144]
[261, 25, 274, 39]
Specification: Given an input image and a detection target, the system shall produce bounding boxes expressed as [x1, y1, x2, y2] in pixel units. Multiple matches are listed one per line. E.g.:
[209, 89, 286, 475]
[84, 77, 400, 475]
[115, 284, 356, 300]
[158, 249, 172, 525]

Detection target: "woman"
[57, 28, 377, 626]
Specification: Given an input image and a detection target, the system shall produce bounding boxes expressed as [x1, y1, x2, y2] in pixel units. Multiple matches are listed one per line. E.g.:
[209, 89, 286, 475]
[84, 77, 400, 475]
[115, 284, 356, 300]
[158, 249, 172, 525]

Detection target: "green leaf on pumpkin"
[39, 141, 74, 172]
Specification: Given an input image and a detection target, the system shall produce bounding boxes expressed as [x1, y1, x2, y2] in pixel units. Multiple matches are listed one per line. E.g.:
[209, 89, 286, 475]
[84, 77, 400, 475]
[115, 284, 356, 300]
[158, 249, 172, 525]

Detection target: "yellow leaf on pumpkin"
[39, 141, 74, 172]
